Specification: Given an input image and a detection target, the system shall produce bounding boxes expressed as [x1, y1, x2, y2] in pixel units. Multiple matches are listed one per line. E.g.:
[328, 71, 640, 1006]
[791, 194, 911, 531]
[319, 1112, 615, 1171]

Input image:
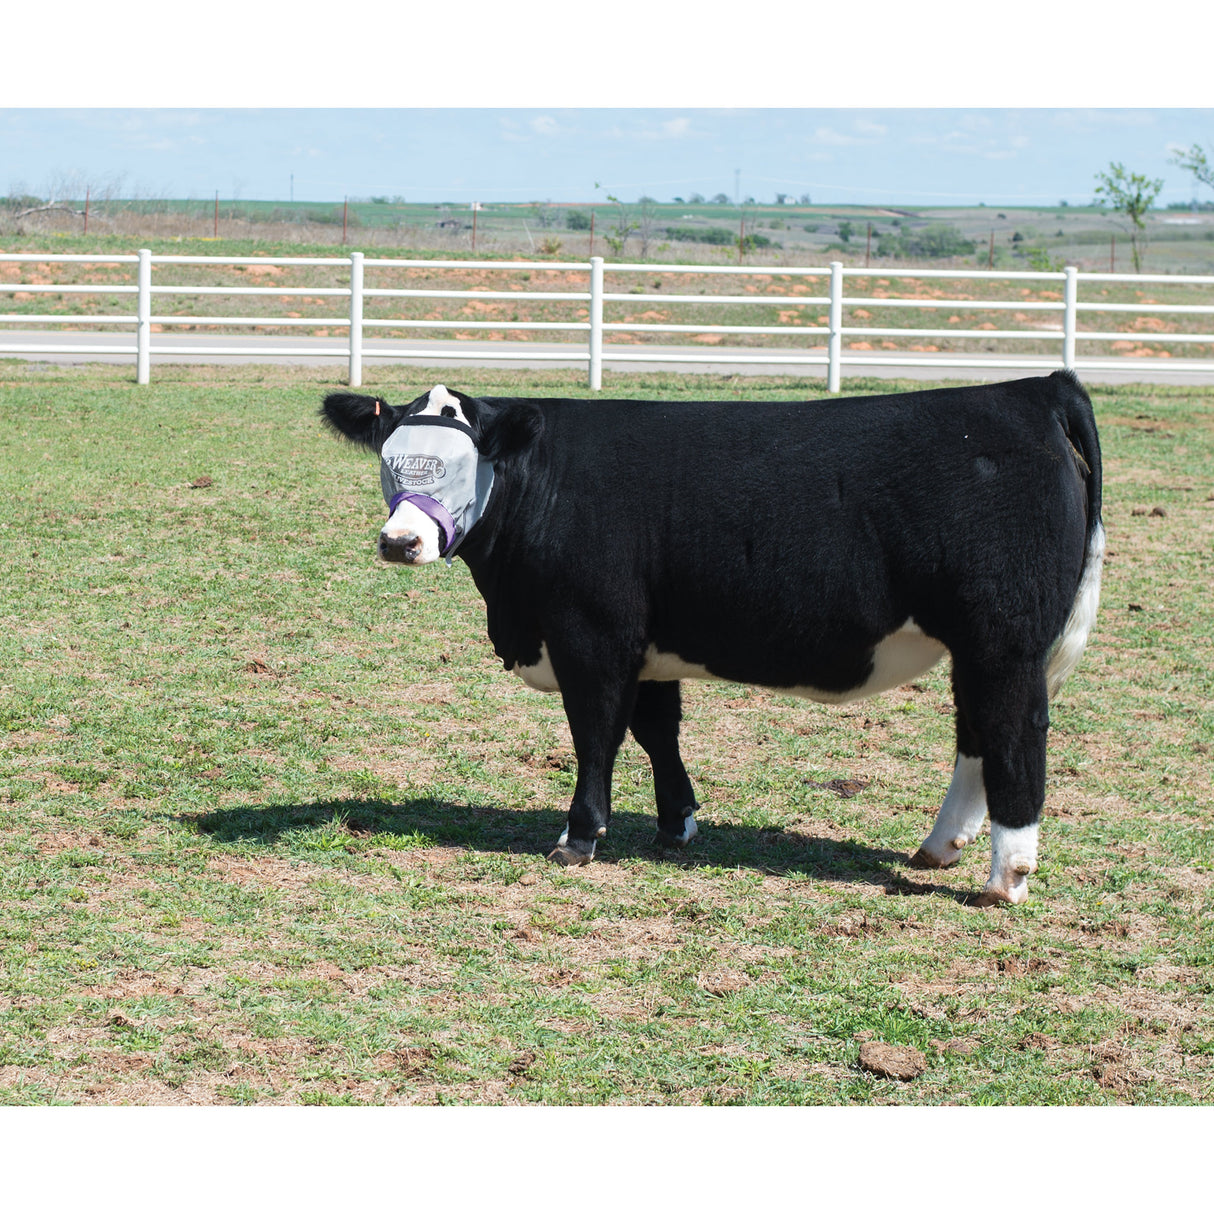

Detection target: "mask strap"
[387, 490, 457, 556]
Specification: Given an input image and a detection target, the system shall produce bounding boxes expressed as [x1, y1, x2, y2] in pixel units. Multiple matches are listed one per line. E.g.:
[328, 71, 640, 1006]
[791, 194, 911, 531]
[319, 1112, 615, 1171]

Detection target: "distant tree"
[665, 226, 735, 245]
[529, 199, 558, 229]
[798, 193, 811, 205]
[636, 197, 659, 259]
[1093, 162, 1163, 272]
[565, 210, 591, 231]
[711, 193, 730, 205]
[837, 220, 854, 243]
[602, 193, 637, 256]
[876, 224, 975, 260]
[1171, 143, 1214, 194]
[688, 192, 705, 204]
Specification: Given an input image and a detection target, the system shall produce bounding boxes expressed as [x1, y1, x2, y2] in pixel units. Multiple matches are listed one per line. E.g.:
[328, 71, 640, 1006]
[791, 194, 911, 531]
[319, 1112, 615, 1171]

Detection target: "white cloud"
[852, 118, 887, 138]
[812, 126, 859, 146]
[812, 121, 886, 147]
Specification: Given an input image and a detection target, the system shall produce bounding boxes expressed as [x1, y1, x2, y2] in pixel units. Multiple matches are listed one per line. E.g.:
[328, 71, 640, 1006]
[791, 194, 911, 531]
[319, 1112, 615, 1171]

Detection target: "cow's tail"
[1045, 369, 1105, 697]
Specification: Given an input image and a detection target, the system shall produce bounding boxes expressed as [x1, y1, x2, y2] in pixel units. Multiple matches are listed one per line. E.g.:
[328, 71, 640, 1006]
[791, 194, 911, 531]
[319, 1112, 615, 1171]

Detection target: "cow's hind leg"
[951, 658, 1050, 906]
[630, 681, 699, 848]
[545, 631, 640, 867]
[913, 673, 988, 869]
[912, 753, 988, 869]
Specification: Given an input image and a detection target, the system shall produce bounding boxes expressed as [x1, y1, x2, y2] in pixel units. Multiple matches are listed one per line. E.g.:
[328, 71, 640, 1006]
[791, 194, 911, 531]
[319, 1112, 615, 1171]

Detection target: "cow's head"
[321, 384, 542, 565]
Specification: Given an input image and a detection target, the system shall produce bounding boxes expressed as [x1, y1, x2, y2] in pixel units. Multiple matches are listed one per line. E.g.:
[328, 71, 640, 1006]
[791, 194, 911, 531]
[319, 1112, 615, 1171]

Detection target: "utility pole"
[735, 169, 740, 206]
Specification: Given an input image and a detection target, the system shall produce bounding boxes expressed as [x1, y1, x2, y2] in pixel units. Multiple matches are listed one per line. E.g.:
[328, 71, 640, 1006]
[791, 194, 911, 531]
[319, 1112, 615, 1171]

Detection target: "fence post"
[136, 248, 151, 385]
[828, 260, 843, 393]
[1063, 265, 1078, 371]
[348, 251, 364, 387]
[589, 256, 604, 391]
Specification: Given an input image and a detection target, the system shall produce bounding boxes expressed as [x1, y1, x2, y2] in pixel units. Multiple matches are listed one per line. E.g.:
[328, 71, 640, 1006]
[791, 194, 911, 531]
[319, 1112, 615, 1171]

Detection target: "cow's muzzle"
[379, 530, 425, 563]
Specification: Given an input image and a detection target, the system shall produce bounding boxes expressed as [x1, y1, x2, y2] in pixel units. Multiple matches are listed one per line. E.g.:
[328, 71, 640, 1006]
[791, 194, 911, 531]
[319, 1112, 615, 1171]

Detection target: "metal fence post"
[136, 248, 151, 384]
[348, 251, 364, 387]
[1063, 265, 1078, 371]
[828, 260, 843, 393]
[589, 256, 604, 390]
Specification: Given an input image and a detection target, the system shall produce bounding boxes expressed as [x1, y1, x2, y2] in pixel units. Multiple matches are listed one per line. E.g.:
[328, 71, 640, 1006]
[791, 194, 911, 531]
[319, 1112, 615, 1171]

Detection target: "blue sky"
[4, 108, 1212, 208]
[4, 3, 1210, 208]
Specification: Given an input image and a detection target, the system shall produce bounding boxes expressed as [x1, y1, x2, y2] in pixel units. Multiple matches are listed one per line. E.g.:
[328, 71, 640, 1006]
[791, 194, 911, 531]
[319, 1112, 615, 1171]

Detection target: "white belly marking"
[512, 623, 946, 704]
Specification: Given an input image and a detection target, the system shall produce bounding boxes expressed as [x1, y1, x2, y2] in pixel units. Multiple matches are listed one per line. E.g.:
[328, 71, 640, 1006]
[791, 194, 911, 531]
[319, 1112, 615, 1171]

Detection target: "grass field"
[6, 197, 1214, 274]
[0, 362, 1211, 1105]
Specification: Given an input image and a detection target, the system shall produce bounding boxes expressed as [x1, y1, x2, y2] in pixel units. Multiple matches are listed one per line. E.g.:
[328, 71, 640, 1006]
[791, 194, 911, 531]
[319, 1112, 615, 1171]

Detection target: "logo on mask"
[389, 453, 446, 488]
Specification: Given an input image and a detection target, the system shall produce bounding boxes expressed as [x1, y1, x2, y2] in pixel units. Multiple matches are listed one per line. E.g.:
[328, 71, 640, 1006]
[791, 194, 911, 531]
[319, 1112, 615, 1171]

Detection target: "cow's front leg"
[545, 634, 640, 866]
[630, 680, 699, 848]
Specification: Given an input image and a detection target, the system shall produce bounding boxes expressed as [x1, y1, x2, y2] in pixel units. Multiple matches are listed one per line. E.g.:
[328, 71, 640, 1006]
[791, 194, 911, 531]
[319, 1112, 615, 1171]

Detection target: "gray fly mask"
[379, 415, 495, 559]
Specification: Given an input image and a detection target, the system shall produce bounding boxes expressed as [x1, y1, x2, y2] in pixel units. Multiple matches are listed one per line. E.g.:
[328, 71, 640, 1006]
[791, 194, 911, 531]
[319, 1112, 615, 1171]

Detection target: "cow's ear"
[320, 392, 404, 454]
[478, 399, 544, 463]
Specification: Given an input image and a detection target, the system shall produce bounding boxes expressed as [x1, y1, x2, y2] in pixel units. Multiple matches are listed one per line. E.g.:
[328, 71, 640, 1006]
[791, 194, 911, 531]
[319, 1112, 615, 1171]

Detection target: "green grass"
[0, 361, 1211, 1105]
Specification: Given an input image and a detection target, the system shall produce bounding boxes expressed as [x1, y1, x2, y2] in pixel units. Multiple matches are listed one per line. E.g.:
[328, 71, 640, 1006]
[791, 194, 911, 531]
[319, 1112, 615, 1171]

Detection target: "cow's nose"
[379, 531, 424, 563]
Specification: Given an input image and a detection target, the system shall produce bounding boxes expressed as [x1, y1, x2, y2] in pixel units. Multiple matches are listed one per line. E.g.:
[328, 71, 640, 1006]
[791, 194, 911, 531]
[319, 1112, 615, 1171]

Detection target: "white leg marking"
[981, 821, 1039, 905]
[1047, 522, 1105, 697]
[676, 812, 698, 845]
[916, 754, 987, 867]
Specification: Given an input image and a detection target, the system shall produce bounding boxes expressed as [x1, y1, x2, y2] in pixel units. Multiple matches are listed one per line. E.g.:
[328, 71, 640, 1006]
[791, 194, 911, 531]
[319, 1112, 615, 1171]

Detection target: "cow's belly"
[512, 620, 947, 703]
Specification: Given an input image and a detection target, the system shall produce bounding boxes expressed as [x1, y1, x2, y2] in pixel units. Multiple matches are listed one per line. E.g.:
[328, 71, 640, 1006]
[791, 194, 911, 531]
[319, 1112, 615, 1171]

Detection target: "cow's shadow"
[188, 796, 973, 903]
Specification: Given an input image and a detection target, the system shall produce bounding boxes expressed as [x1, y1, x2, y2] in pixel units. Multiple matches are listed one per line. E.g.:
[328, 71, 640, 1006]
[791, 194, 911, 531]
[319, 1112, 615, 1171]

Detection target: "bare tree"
[635, 196, 659, 259]
[529, 200, 558, 229]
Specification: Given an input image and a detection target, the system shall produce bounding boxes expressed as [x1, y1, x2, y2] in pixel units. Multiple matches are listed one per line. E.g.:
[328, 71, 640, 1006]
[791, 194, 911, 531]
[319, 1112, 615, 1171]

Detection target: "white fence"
[3, 250, 1214, 389]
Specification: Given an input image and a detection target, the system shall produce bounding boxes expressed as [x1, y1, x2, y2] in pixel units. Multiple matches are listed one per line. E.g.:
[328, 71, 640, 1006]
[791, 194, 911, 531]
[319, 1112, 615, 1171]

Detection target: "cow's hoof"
[654, 810, 699, 850]
[909, 838, 965, 869]
[654, 829, 688, 849]
[970, 872, 1032, 907]
[546, 844, 594, 867]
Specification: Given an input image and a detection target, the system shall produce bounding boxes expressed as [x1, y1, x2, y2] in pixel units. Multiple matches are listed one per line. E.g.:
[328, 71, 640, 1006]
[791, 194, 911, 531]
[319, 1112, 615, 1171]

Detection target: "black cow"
[322, 373, 1104, 906]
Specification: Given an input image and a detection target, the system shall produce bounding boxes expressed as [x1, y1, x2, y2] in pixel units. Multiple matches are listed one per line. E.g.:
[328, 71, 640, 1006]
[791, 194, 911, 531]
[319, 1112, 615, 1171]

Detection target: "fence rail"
[2, 250, 1213, 389]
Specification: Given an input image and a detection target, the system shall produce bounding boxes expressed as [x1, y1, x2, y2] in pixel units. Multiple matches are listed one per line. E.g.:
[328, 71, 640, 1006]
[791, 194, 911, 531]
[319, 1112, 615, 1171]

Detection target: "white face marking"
[417, 383, 470, 425]
[381, 498, 443, 565]
[1046, 521, 1105, 697]
[636, 620, 946, 704]
[917, 754, 988, 866]
[982, 821, 1039, 905]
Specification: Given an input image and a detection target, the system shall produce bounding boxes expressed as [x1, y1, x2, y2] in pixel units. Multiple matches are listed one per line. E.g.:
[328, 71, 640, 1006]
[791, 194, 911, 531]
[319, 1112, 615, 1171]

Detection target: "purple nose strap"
[387, 490, 457, 556]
